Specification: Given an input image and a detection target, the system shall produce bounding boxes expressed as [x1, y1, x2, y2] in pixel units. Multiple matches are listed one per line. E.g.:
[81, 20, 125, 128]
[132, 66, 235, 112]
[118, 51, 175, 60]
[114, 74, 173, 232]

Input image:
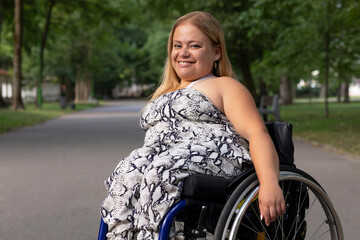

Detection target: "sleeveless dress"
[100, 77, 252, 240]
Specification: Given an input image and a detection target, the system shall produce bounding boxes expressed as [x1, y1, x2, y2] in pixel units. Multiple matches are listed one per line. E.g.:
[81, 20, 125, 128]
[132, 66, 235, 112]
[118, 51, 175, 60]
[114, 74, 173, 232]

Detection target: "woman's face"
[171, 23, 221, 82]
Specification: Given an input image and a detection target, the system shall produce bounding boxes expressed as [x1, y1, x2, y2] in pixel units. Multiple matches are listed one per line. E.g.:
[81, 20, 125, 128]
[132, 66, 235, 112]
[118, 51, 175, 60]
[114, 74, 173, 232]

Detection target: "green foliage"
[0, 0, 14, 69]
[1, 0, 359, 101]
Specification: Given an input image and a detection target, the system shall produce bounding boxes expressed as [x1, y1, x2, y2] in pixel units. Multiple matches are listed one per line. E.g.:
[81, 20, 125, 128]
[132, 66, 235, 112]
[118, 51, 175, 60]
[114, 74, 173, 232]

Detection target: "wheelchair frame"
[98, 122, 343, 240]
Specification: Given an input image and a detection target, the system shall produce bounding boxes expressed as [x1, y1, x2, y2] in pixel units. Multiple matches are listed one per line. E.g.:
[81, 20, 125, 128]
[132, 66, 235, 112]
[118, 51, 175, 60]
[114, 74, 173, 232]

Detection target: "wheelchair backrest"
[265, 122, 294, 166]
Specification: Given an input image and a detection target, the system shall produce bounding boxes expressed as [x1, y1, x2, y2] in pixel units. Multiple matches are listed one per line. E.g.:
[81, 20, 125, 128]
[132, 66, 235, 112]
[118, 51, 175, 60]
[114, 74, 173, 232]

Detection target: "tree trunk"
[65, 78, 74, 102]
[280, 75, 293, 105]
[12, 0, 24, 110]
[336, 84, 341, 103]
[75, 51, 91, 102]
[75, 79, 91, 102]
[342, 81, 350, 103]
[237, 49, 257, 104]
[324, 32, 330, 118]
[74, 35, 91, 102]
[35, 0, 55, 108]
[323, 2, 331, 118]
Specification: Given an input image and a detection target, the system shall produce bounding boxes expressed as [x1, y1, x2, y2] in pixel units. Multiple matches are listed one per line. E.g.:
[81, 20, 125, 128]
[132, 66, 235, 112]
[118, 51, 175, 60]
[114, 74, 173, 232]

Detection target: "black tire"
[214, 166, 343, 240]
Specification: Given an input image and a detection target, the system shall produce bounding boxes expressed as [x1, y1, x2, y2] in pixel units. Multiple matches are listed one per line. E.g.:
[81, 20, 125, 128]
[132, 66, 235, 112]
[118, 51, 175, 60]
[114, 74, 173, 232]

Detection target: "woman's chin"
[176, 71, 206, 82]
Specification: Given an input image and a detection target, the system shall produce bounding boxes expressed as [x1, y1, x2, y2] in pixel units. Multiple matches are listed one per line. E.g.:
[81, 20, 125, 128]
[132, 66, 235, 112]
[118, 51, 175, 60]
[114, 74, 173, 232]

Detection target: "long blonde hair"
[150, 11, 236, 102]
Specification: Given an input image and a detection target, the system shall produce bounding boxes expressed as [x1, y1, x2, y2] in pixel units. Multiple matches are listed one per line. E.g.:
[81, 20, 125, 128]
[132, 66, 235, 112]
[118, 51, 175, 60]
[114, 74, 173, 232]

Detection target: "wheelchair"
[98, 122, 343, 240]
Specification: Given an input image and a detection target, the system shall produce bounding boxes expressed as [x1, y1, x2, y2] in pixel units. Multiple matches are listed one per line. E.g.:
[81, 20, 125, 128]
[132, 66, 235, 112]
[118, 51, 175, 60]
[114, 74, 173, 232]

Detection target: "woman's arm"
[219, 77, 286, 225]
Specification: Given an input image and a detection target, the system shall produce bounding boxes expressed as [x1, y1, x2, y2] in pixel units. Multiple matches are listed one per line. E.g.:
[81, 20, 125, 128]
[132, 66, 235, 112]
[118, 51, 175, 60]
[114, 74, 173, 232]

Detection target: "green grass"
[280, 100, 360, 158]
[0, 102, 99, 134]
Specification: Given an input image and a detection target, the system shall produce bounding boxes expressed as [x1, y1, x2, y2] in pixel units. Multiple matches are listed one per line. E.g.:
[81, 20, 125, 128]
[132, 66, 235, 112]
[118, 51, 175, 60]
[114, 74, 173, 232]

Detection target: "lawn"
[0, 102, 98, 134]
[280, 100, 360, 158]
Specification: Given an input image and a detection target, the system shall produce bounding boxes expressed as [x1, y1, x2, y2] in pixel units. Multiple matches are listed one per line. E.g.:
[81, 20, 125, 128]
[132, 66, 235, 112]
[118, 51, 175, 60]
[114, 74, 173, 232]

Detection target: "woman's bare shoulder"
[213, 77, 249, 94]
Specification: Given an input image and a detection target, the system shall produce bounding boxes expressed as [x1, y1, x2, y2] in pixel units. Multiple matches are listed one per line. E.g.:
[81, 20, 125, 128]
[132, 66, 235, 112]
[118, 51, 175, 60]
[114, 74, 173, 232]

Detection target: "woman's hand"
[258, 182, 286, 226]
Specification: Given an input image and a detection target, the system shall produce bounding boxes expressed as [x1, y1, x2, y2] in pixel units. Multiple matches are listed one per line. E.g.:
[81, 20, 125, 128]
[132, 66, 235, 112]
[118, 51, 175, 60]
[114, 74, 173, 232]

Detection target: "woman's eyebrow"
[172, 40, 200, 43]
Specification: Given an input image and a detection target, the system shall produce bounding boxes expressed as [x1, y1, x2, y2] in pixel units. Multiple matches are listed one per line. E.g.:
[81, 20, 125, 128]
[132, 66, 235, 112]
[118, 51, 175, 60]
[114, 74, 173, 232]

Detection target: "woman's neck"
[179, 73, 214, 88]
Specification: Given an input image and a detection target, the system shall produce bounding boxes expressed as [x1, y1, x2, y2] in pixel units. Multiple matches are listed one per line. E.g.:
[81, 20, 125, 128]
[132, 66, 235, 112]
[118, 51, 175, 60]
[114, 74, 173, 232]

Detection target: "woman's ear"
[214, 44, 221, 61]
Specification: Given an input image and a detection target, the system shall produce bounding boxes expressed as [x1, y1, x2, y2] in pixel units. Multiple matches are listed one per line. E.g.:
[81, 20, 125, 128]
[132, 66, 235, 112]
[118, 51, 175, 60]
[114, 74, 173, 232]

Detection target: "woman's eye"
[191, 44, 200, 48]
[173, 44, 181, 49]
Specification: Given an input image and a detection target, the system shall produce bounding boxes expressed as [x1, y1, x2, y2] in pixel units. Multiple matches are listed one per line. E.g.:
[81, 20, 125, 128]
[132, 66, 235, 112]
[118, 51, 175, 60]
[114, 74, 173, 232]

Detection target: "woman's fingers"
[260, 206, 270, 226]
[281, 200, 287, 214]
[261, 206, 277, 226]
[259, 184, 286, 225]
[260, 200, 286, 225]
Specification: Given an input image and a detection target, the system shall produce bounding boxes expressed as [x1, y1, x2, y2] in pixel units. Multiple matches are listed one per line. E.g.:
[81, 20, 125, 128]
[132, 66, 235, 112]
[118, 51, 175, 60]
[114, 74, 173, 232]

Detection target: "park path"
[0, 100, 359, 239]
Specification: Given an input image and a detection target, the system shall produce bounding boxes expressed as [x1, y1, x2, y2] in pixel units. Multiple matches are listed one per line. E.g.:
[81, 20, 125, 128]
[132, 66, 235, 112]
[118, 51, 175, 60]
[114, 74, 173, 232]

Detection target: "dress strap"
[186, 74, 215, 89]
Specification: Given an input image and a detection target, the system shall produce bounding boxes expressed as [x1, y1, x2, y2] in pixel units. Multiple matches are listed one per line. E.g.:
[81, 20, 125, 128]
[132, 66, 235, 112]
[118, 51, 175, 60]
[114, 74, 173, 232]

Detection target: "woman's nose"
[179, 47, 190, 58]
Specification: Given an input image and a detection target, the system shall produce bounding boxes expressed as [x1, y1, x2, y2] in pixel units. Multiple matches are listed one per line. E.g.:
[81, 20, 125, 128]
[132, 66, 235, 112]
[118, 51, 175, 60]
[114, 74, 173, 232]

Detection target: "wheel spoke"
[239, 218, 271, 240]
[311, 229, 331, 239]
[247, 200, 273, 239]
[293, 181, 303, 239]
[274, 214, 286, 239]
[292, 192, 318, 239]
[286, 183, 313, 240]
[308, 220, 329, 240]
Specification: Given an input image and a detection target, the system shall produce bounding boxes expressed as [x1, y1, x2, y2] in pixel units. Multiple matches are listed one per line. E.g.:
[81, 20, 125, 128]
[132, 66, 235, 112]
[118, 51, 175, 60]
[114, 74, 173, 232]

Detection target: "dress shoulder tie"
[186, 74, 215, 89]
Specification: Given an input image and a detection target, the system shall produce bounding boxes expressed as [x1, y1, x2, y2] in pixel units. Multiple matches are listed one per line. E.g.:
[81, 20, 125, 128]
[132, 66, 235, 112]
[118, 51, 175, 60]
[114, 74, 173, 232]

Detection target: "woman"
[101, 11, 285, 239]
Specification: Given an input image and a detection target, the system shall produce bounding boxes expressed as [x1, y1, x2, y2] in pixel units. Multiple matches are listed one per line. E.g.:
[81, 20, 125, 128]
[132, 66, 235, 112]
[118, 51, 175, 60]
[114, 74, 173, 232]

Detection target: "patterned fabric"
[100, 87, 252, 239]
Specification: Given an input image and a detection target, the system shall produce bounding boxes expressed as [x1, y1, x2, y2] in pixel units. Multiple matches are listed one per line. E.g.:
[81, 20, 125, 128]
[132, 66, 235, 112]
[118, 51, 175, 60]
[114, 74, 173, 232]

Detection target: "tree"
[249, 0, 360, 113]
[303, 0, 359, 117]
[12, 0, 24, 110]
[142, 0, 273, 102]
[333, 0, 360, 103]
[3, 0, 359, 109]
[35, 0, 55, 108]
[45, 0, 137, 101]
[323, 1, 331, 117]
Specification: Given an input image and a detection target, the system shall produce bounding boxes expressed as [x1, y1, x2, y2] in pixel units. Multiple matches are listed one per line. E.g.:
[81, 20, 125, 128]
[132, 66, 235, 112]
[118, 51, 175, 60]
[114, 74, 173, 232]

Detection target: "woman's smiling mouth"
[178, 61, 195, 66]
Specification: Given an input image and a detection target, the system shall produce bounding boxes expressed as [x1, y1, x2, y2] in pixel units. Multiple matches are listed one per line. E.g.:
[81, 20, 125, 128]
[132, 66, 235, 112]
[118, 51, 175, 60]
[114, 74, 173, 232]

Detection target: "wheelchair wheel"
[214, 166, 343, 240]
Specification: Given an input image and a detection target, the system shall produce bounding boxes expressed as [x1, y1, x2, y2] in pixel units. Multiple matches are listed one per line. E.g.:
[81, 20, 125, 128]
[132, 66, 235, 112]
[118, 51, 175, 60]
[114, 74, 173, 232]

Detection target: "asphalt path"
[0, 100, 358, 239]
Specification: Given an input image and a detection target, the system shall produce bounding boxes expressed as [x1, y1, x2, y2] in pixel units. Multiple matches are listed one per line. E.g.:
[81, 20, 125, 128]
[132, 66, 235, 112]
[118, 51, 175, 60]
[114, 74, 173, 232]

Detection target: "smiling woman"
[171, 23, 221, 84]
[150, 11, 235, 102]
[100, 11, 285, 240]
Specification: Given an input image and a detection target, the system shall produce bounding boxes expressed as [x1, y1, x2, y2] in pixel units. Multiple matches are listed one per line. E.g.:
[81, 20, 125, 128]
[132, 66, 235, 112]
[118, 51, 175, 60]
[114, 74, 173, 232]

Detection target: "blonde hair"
[150, 11, 236, 102]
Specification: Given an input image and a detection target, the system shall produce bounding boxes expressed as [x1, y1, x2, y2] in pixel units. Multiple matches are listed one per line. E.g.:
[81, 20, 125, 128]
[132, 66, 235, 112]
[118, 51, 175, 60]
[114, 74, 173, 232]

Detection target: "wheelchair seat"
[181, 169, 254, 204]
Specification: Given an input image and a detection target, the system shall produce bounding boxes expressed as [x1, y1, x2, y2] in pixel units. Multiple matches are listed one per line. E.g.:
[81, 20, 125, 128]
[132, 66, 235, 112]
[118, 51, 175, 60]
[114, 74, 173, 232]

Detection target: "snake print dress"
[100, 86, 252, 240]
